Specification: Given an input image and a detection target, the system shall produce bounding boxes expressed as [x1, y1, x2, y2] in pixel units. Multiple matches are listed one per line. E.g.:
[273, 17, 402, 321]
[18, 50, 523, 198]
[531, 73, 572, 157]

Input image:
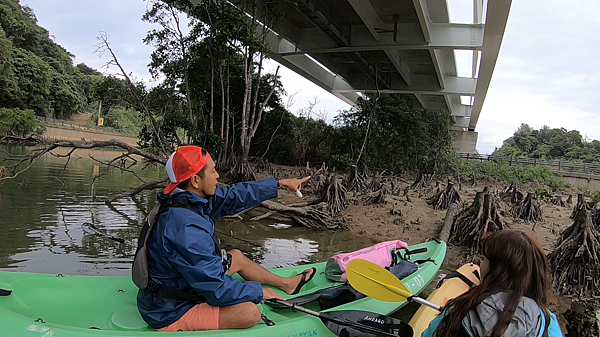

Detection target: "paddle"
[346, 259, 442, 312]
[268, 299, 413, 337]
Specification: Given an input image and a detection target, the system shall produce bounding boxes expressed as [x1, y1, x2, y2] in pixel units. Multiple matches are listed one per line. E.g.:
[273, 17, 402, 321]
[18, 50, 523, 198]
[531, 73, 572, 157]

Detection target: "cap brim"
[164, 182, 178, 195]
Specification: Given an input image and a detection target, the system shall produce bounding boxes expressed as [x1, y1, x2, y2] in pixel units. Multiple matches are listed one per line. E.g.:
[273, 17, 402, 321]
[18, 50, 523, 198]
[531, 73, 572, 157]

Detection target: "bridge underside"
[188, 0, 511, 150]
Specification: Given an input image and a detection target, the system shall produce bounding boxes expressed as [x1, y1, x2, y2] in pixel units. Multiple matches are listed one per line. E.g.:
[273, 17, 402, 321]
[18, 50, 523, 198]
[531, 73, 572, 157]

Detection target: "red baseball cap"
[164, 146, 210, 194]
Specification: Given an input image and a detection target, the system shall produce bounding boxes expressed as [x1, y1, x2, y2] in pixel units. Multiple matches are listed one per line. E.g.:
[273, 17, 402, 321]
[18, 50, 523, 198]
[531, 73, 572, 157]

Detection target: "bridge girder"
[188, 0, 511, 133]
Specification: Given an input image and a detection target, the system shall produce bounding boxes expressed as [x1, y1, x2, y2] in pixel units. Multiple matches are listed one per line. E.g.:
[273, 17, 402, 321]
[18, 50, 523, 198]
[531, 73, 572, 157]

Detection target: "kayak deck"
[0, 240, 446, 336]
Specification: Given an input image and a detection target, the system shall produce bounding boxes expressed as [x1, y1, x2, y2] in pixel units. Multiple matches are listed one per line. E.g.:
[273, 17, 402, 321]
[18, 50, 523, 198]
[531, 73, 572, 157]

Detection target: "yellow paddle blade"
[346, 259, 413, 302]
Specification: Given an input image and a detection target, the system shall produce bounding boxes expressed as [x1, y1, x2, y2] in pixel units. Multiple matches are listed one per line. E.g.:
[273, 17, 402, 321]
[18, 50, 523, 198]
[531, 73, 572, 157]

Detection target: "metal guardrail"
[36, 116, 135, 137]
[456, 153, 600, 175]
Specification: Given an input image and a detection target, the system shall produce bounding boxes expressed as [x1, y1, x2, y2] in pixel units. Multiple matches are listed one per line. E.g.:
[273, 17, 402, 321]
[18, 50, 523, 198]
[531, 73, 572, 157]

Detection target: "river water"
[0, 144, 379, 276]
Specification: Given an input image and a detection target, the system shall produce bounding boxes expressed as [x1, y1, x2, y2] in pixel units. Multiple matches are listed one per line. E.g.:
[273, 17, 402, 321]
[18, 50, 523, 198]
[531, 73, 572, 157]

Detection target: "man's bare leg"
[227, 249, 315, 295]
[218, 302, 261, 329]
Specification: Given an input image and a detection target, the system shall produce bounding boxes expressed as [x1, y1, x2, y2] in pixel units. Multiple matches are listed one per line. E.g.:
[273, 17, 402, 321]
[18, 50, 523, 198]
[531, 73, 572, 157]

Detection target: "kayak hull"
[408, 263, 481, 336]
[0, 240, 446, 336]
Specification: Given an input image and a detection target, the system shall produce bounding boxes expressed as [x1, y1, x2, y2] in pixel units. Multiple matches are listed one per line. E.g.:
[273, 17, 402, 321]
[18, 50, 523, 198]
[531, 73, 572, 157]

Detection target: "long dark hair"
[435, 230, 552, 337]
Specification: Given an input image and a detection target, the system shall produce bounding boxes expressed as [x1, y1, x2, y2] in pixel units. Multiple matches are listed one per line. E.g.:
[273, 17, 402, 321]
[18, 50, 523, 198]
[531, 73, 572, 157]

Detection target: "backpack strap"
[456, 324, 472, 337]
[435, 270, 478, 289]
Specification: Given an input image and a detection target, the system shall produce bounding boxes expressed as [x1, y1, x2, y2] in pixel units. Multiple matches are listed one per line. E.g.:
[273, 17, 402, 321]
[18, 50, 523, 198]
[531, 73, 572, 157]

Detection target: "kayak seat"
[110, 307, 150, 331]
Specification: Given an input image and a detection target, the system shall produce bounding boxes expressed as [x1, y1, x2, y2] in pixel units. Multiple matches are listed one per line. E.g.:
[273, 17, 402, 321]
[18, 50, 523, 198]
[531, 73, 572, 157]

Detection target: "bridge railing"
[456, 153, 600, 175]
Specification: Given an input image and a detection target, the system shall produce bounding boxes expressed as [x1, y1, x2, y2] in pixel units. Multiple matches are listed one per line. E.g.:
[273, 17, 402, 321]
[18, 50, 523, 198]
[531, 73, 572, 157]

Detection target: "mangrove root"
[551, 194, 566, 207]
[364, 189, 387, 205]
[260, 200, 347, 230]
[229, 161, 257, 183]
[411, 172, 432, 189]
[549, 208, 600, 297]
[570, 193, 591, 219]
[501, 183, 524, 204]
[322, 175, 349, 216]
[255, 159, 272, 173]
[563, 298, 600, 337]
[511, 192, 542, 226]
[366, 176, 382, 192]
[344, 165, 366, 192]
[427, 180, 461, 210]
[449, 187, 505, 253]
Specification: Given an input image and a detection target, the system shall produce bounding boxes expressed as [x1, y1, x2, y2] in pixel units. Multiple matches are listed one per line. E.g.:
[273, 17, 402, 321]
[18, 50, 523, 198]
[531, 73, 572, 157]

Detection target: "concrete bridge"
[189, 0, 512, 153]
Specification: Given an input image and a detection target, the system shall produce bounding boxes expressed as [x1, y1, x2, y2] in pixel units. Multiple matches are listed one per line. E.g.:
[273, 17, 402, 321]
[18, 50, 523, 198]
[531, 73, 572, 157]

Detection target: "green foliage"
[0, 107, 44, 136]
[493, 123, 600, 163]
[103, 107, 143, 133]
[590, 191, 600, 204]
[532, 187, 553, 201]
[0, 0, 91, 119]
[330, 154, 353, 171]
[454, 158, 567, 190]
[332, 96, 454, 173]
[459, 199, 470, 210]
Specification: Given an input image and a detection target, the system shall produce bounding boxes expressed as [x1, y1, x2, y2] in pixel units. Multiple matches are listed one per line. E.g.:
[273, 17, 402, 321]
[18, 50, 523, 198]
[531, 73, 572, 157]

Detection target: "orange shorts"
[157, 303, 220, 332]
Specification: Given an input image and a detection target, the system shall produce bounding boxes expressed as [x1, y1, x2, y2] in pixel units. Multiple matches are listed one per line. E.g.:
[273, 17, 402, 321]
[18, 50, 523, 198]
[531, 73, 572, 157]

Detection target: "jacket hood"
[157, 188, 208, 206]
[463, 292, 544, 337]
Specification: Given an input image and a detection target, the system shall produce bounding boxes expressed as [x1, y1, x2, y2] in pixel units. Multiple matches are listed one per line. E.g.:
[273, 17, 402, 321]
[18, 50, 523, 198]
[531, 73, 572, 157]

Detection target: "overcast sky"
[21, 0, 600, 154]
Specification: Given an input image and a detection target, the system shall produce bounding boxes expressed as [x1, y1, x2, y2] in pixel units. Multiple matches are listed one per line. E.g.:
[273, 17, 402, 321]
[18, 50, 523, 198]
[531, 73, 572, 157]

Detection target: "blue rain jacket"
[137, 178, 278, 329]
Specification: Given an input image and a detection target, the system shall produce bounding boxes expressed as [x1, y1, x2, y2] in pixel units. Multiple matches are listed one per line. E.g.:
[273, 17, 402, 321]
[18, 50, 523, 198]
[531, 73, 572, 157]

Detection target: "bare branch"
[95, 31, 174, 156]
[108, 178, 169, 202]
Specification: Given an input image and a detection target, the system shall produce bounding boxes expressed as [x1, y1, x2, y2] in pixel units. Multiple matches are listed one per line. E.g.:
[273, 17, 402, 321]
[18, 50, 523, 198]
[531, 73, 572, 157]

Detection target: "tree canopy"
[0, 0, 96, 119]
[493, 123, 600, 163]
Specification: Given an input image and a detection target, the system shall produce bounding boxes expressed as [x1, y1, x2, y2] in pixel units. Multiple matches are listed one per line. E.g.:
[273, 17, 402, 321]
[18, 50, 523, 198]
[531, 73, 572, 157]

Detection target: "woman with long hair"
[422, 229, 562, 337]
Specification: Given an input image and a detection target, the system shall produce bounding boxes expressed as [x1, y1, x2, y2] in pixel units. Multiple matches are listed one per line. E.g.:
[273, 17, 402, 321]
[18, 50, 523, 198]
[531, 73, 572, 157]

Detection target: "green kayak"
[0, 240, 445, 337]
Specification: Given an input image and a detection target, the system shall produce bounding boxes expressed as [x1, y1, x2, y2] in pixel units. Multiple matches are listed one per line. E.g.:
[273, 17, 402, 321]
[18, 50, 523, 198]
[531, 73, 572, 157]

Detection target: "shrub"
[454, 158, 567, 190]
[0, 108, 43, 137]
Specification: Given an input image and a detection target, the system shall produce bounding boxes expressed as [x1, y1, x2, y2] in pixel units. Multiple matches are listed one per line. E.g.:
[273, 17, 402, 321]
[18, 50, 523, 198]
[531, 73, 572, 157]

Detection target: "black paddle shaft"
[268, 299, 413, 337]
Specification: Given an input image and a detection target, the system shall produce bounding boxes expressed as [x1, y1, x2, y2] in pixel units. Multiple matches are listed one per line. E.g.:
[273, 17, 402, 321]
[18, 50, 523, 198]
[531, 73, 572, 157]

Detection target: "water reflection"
[0, 144, 377, 275]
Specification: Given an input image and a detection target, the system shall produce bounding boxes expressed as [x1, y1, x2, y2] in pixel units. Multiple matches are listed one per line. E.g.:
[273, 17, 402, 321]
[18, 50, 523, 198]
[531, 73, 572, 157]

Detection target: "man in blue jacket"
[137, 146, 313, 332]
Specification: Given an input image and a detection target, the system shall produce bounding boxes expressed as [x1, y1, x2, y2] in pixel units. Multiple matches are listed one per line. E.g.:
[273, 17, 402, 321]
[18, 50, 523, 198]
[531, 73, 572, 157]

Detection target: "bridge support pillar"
[451, 130, 478, 154]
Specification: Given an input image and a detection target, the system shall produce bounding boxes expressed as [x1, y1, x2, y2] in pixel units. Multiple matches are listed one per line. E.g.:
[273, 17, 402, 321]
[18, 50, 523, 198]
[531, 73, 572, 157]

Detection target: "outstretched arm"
[209, 176, 311, 218]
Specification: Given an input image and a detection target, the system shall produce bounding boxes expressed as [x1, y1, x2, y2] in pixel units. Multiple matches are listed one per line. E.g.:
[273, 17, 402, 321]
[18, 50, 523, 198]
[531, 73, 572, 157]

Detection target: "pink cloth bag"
[324, 240, 408, 282]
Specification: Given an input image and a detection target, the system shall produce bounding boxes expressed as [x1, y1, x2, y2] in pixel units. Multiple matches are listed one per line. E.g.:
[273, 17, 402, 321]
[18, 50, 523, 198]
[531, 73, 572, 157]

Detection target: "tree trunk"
[220, 62, 225, 139]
